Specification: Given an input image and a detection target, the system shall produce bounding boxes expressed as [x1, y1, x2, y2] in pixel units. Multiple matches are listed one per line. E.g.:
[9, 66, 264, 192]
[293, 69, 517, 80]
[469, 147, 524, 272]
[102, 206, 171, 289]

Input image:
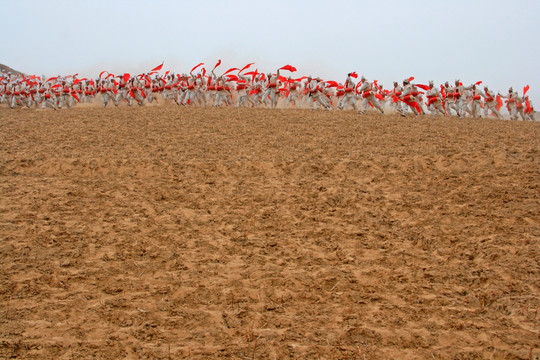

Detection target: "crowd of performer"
[0, 62, 535, 121]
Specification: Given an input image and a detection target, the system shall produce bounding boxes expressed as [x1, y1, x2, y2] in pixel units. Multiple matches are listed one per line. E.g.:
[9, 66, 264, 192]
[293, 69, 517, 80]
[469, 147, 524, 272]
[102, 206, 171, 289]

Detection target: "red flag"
[99, 71, 108, 79]
[123, 73, 130, 83]
[226, 74, 239, 82]
[151, 62, 164, 72]
[46, 76, 58, 82]
[440, 85, 446, 99]
[523, 85, 530, 95]
[496, 95, 503, 111]
[475, 81, 482, 86]
[525, 98, 532, 113]
[415, 84, 430, 91]
[70, 91, 80, 102]
[355, 81, 363, 94]
[326, 81, 339, 88]
[350, 72, 358, 79]
[223, 67, 239, 76]
[399, 94, 421, 113]
[408, 76, 415, 82]
[191, 63, 204, 73]
[244, 69, 259, 82]
[212, 60, 222, 71]
[239, 63, 255, 74]
[279, 65, 297, 72]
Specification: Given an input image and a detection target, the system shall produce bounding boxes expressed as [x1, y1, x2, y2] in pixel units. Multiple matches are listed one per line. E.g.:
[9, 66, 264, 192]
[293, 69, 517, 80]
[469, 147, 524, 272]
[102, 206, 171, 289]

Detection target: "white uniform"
[249, 76, 264, 106]
[524, 97, 535, 121]
[98, 80, 116, 107]
[357, 78, 384, 114]
[468, 86, 484, 118]
[454, 81, 468, 118]
[59, 82, 77, 109]
[10, 82, 24, 108]
[284, 78, 300, 107]
[306, 78, 331, 110]
[261, 72, 280, 108]
[116, 78, 131, 106]
[513, 93, 527, 120]
[482, 88, 502, 119]
[162, 76, 178, 103]
[41, 86, 58, 110]
[444, 83, 458, 116]
[426, 83, 446, 116]
[401, 81, 420, 116]
[391, 83, 405, 115]
[182, 75, 198, 105]
[213, 77, 229, 106]
[339, 75, 358, 110]
[235, 75, 250, 107]
[499, 89, 518, 120]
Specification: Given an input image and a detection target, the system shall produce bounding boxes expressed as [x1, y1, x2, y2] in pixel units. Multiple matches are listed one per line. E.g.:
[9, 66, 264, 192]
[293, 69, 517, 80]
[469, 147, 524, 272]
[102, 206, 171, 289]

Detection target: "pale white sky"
[1, 0, 539, 103]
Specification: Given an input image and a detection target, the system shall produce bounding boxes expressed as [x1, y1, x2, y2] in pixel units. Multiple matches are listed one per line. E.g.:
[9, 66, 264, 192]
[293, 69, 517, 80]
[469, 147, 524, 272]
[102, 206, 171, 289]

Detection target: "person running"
[357, 76, 384, 114]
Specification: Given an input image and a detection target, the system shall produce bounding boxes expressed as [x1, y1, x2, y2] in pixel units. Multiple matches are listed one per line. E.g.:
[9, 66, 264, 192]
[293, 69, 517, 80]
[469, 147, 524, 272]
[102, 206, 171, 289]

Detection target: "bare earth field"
[0, 105, 539, 359]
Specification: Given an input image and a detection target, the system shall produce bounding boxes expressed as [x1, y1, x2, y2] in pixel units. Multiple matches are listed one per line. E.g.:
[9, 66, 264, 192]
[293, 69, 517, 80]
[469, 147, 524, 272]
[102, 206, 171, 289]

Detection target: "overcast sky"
[1, 0, 539, 103]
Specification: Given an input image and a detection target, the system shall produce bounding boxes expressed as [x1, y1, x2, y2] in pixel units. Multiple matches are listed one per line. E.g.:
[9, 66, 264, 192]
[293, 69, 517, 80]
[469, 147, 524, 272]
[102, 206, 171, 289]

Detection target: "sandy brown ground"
[0, 104, 539, 359]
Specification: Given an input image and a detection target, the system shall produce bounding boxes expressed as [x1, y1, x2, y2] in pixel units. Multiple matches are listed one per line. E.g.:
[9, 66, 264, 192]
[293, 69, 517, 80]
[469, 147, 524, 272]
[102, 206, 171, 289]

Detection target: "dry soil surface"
[0, 105, 539, 359]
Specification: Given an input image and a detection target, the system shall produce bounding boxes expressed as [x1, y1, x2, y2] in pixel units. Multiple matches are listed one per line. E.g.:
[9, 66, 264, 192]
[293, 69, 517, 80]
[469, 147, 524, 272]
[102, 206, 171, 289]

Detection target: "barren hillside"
[0, 106, 539, 359]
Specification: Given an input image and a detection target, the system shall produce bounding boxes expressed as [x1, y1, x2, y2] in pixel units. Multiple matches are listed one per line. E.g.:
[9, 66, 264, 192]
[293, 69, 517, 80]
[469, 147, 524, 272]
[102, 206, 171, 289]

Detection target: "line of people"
[0, 64, 535, 121]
